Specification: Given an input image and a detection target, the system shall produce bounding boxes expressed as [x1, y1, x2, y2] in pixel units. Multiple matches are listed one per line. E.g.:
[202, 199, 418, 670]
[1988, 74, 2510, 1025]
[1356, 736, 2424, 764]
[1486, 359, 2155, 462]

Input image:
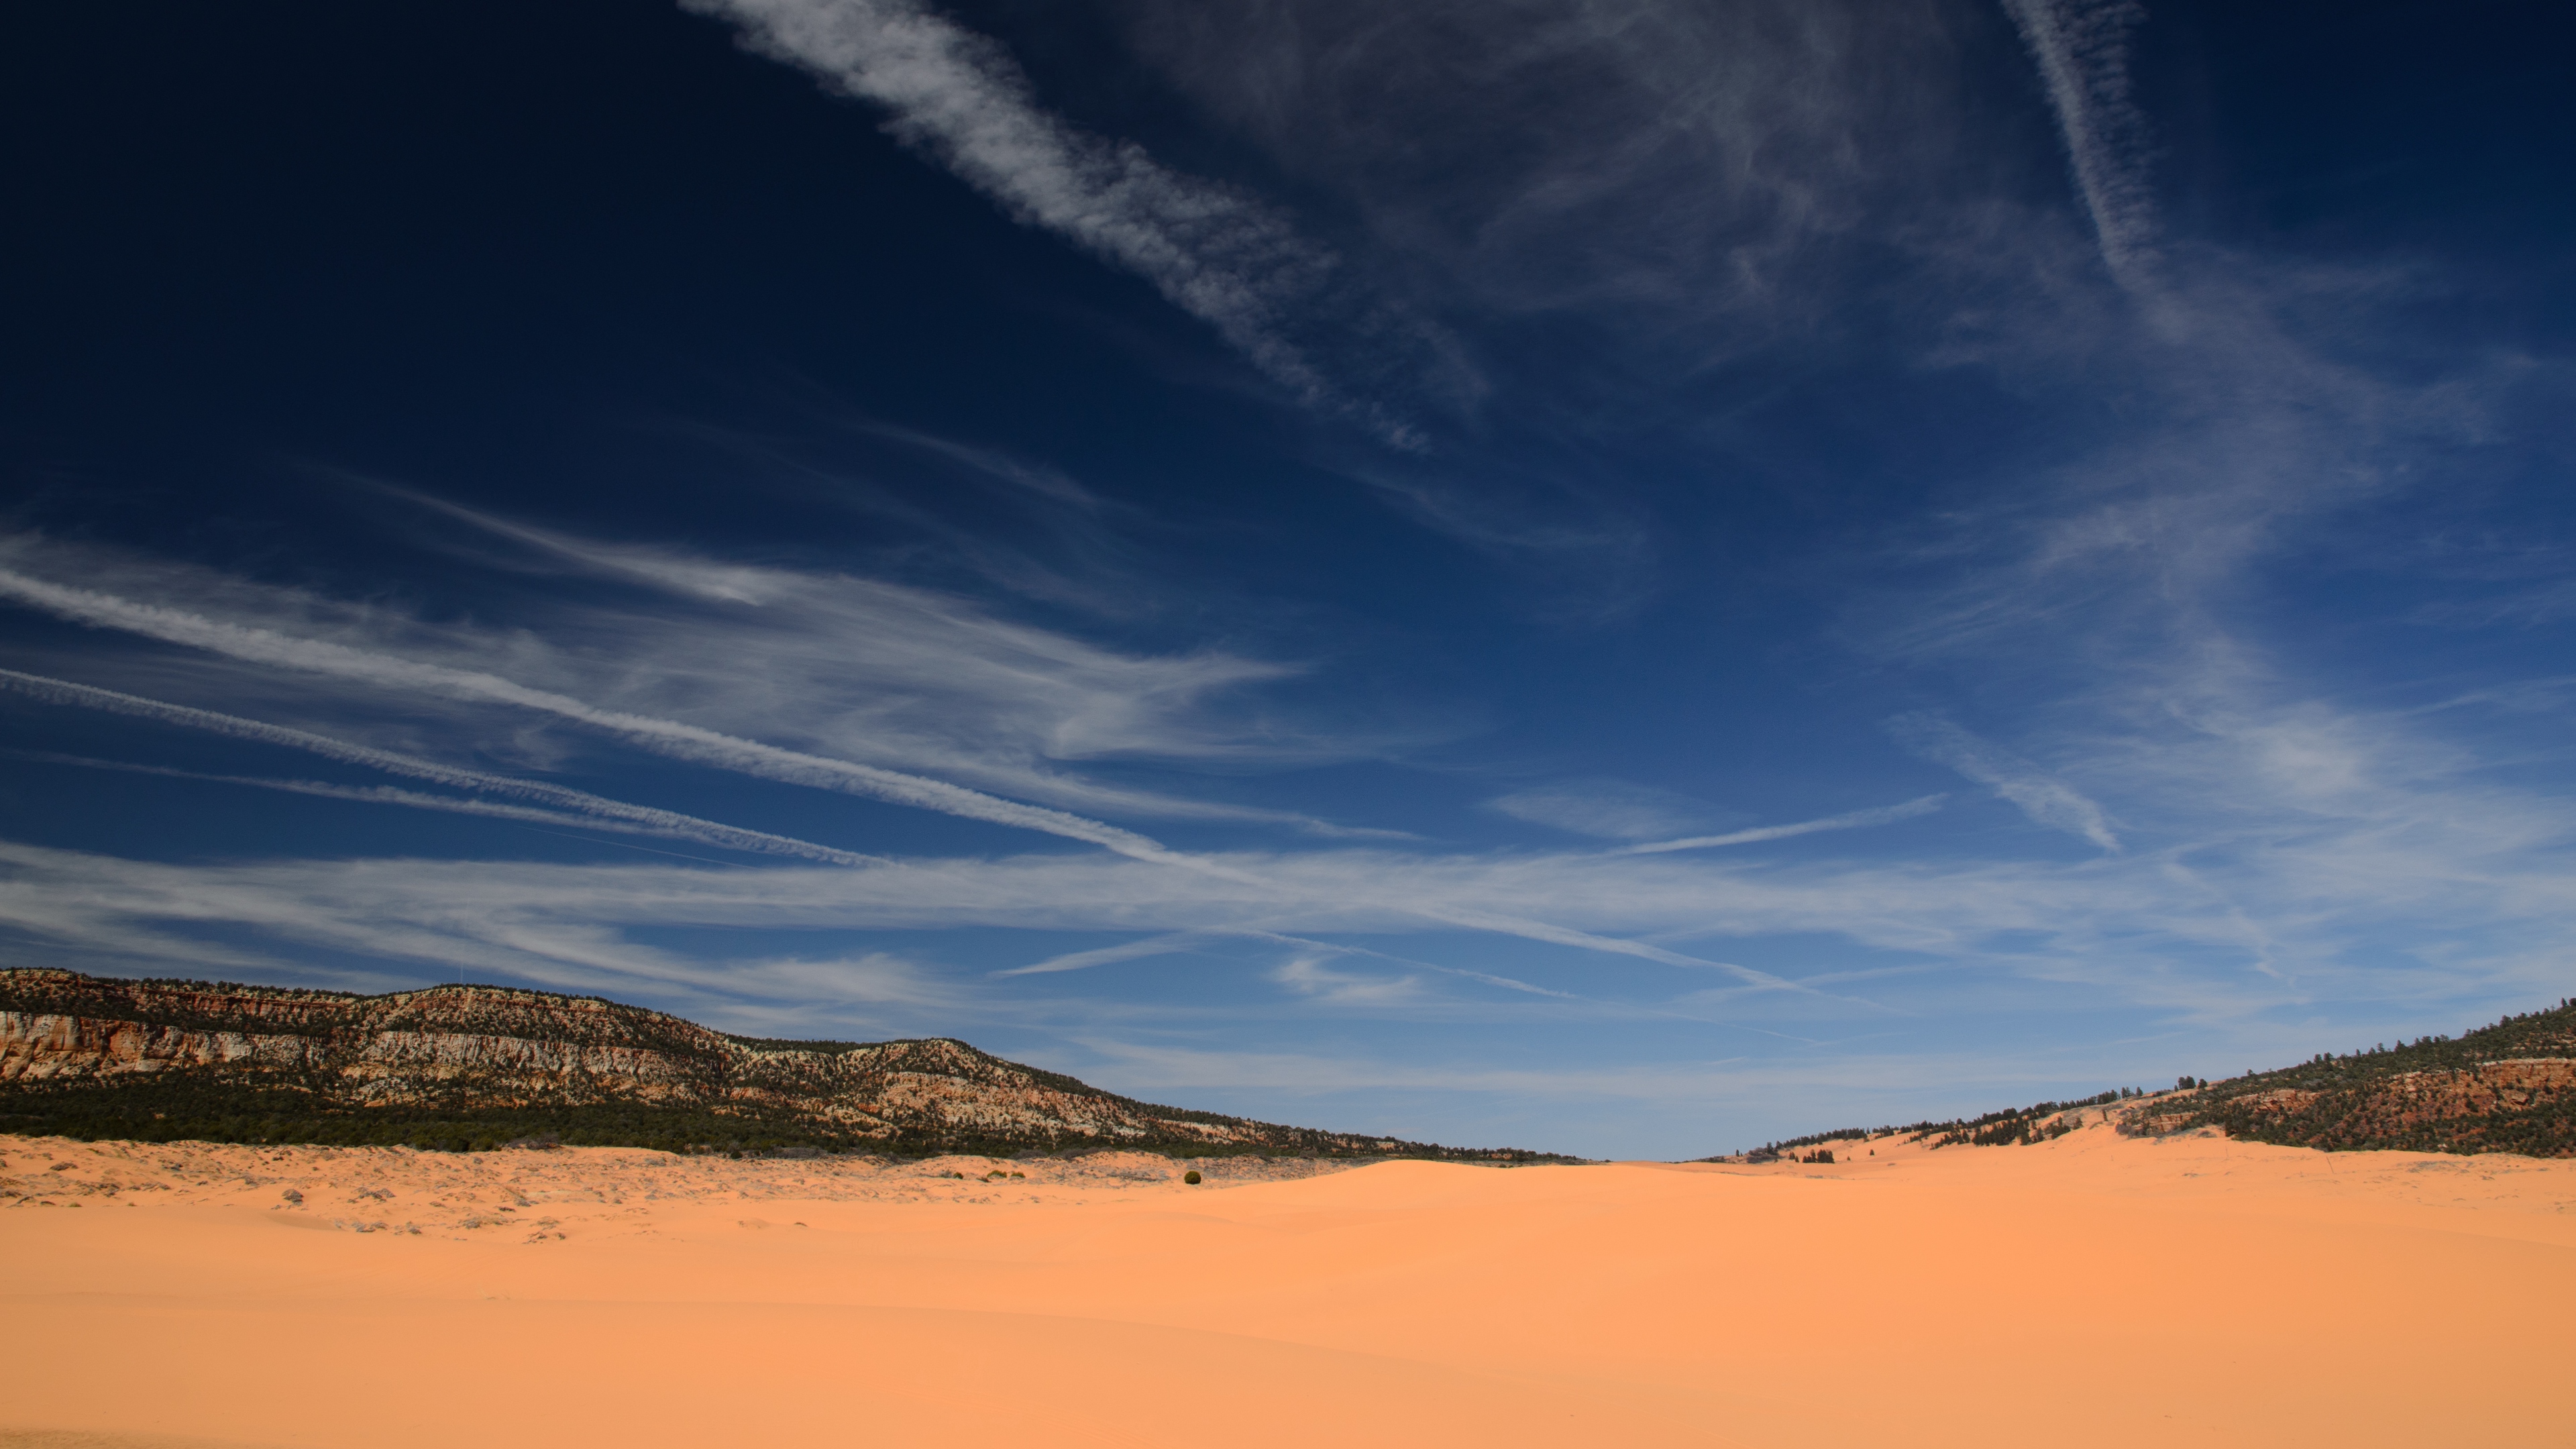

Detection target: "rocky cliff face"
[0, 968, 1483, 1158]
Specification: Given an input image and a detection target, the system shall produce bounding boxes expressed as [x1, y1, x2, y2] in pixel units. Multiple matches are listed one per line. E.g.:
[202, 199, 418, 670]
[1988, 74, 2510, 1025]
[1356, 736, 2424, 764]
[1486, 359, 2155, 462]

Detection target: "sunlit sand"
[4, 1120, 2567, 1447]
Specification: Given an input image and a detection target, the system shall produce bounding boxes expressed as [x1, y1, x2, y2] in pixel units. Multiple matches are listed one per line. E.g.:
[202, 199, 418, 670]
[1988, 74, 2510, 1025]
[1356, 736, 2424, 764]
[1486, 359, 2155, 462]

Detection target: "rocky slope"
[0, 968, 1551, 1159]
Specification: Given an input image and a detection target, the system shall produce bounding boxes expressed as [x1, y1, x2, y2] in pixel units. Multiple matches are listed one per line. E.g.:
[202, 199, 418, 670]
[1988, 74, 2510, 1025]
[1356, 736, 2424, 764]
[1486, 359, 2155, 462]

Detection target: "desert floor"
[3, 1120, 2570, 1448]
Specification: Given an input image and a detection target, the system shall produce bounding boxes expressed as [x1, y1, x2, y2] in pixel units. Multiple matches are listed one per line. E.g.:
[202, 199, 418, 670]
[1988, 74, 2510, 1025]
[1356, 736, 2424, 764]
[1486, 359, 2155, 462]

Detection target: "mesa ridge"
[0, 967, 1563, 1161]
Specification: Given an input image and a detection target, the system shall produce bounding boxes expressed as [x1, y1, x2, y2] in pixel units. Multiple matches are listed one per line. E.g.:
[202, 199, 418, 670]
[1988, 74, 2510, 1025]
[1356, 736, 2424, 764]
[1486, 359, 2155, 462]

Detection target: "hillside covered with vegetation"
[1718, 997, 2576, 1162]
[2132, 998, 2576, 1157]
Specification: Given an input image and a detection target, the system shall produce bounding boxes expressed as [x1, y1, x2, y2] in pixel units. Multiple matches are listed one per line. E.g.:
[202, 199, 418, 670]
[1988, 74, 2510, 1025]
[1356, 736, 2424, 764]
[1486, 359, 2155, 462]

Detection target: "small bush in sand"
[1183, 1171, 1202, 1185]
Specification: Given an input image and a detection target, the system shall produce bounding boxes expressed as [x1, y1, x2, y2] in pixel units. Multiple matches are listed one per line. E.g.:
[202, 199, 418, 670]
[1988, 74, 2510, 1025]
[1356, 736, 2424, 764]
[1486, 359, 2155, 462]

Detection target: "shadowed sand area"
[3, 1122, 2569, 1447]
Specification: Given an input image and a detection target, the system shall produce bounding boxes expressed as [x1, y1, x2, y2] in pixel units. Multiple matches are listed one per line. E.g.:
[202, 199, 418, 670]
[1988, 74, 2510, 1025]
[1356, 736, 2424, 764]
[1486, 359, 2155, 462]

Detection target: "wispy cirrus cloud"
[376, 497, 1368, 771]
[1886, 712, 2119, 853]
[0, 525, 1406, 837]
[0, 556, 1219, 868]
[687, 0, 1449, 442]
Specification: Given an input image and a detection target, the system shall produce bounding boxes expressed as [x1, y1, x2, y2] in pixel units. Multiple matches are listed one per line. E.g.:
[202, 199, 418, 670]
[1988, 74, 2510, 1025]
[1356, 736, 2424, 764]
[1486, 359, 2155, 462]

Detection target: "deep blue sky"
[5, 0, 2572, 1157]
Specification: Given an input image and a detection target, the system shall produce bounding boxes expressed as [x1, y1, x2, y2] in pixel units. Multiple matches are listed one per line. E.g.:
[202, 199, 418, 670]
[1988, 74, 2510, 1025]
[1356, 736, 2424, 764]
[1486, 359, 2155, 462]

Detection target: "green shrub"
[1183, 1169, 1202, 1184]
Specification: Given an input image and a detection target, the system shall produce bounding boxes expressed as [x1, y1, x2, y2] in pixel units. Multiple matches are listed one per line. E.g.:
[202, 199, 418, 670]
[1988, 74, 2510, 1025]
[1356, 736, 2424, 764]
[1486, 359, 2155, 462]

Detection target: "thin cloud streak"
[1000, 922, 1588, 1003]
[845, 419, 1106, 511]
[1617, 795, 1947, 855]
[0, 668, 881, 867]
[1218, 928, 1588, 1003]
[369, 483, 792, 605]
[8, 750, 852, 864]
[1406, 903, 1824, 998]
[997, 931, 1213, 977]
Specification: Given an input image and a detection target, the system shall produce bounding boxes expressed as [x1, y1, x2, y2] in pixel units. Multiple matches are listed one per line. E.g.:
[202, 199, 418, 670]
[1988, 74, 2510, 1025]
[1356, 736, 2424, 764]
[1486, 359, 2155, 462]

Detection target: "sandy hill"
[0, 967, 1554, 1161]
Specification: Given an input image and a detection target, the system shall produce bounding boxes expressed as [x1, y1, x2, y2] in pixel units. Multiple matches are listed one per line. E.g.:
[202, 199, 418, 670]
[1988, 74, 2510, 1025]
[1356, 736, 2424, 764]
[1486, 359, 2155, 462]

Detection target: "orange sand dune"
[3, 1120, 2570, 1448]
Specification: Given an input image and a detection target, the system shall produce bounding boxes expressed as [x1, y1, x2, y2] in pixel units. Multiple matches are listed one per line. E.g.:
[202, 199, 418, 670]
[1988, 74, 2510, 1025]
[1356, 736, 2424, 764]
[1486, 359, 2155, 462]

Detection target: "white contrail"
[2000, 0, 2159, 283]
[0, 570, 1228, 873]
[689, 0, 1334, 405]
[0, 669, 879, 866]
[1616, 795, 1948, 856]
